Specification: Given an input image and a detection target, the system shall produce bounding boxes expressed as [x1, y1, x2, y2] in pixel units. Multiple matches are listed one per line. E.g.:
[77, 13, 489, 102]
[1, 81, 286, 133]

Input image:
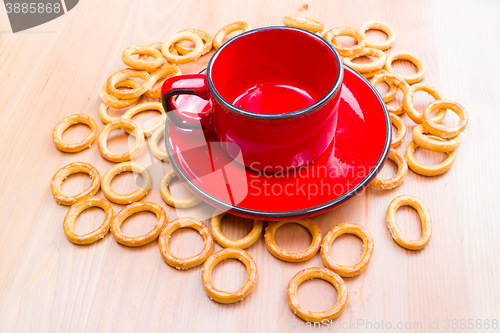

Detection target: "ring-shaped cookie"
[101, 161, 151, 204]
[145, 63, 181, 99]
[369, 71, 399, 103]
[386, 195, 432, 250]
[390, 114, 406, 148]
[98, 103, 118, 125]
[358, 21, 396, 50]
[111, 201, 167, 247]
[287, 267, 348, 322]
[213, 21, 251, 50]
[139, 42, 181, 61]
[385, 51, 426, 84]
[201, 248, 257, 303]
[99, 79, 141, 111]
[122, 45, 163, 71]
[122, 101, 166, 137]
[159, 169, 201, 208]
[412, 124, 461, 152]
[139, 42, 164, 60]
[371, 72, 409, 115]
[149, 124, 169, 161]
[106, 69, 151, 99]
[405, 141, 456, 176]
[325, 27, 366, 56]
[369, 148, 408, 190]
[52, 114, 98, 152]
[283, 16, 324, 33]
[363, 69, 403, 103]
[343, 47, 386, 73]
[317, 26, 328, 38]
[158, 217, 213, 269]
[403, 83, 447, 124]
[211, 210, 263, 249]
[362, 69, 383, 79]
[161, 31, 204, 64]
[367, 70, 398, 102]
[321, 223, 374, 277]
[362, 68, 401, 104]
[63, 197, 114, 245]
[51, 162, 101, 205]
[174, 29, 213, 56]
[264, 219, 321, 262]
[422, 99, 469, 139]
[97, 119, 145, 162]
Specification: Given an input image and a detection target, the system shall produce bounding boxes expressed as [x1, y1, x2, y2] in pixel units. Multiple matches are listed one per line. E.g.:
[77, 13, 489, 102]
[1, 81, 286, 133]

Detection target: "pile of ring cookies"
[282, 16, 469, 186]
[49, 15, 467, 324]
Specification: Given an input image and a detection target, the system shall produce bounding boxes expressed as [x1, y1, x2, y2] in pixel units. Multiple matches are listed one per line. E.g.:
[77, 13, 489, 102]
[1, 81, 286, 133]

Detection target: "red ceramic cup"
[162, 26, 343, 171]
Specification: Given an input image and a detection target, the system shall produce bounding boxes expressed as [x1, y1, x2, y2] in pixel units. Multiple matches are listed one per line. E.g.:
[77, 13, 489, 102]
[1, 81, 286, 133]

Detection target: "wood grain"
[0, 0, 499, 332]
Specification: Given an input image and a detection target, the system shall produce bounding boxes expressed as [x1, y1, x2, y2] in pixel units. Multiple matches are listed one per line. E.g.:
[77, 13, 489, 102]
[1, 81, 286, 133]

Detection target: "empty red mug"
[162, 26, 343, 171]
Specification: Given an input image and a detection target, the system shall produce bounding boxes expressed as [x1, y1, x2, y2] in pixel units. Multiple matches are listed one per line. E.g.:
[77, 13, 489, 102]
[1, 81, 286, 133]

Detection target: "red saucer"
[166, 66, 390, 220]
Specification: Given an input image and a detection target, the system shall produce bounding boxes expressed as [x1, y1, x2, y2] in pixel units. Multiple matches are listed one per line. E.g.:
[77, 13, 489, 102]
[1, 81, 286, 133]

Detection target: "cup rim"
[206, 26, 344, 119]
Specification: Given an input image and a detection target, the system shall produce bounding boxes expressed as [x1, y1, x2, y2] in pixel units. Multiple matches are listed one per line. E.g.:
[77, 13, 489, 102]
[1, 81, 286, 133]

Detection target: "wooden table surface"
[1, 0, 499, 332]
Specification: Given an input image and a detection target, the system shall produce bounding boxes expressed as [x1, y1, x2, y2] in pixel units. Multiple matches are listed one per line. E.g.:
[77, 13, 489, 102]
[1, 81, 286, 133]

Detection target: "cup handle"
[161, 74, 213, 130]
